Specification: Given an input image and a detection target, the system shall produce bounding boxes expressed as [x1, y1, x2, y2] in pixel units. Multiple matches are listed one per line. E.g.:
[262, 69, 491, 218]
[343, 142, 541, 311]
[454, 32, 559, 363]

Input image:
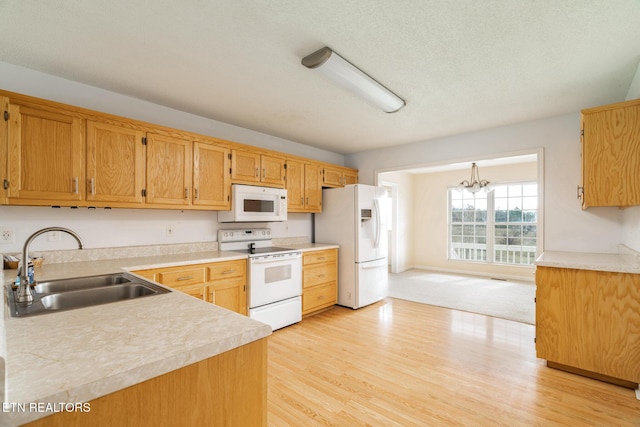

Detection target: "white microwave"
[218, 184, 288, 222]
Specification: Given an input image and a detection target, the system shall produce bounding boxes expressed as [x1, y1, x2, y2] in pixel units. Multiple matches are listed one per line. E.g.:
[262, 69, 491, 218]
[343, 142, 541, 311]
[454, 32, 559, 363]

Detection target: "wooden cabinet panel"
[208, 259, 245, 279]
[86, 120, 145, 204]
[344, 169, 358, 185]
[286, 159, 322, 213]
[157, 266, 206, 287]
[581, 99, 640, 208]
[322, 167, 344, 188]
[146, 133, 192, 206]
[210, 278, 246, 314]
[286, 159, 305, 211]
[261, 154, 285, 187]
[231, 149, 260, 183]
[302, 282, 337, 314]
[7, 102, 84, 202]
[231, 149, 284, 188]
[536, 266, 640, 383]
[193, 142, 230, 208]
[301, 249, 338, 315]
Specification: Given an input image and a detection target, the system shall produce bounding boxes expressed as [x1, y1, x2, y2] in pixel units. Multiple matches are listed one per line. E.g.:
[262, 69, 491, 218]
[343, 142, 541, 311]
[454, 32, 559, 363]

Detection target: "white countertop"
[0, 250, 270, 426]
[535, 246, 640, 274]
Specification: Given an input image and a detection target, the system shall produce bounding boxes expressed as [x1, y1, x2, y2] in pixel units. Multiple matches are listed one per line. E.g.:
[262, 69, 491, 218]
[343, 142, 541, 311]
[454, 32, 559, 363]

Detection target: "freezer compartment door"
[249, 296, 302, 331]
[355, 257, 388, 308]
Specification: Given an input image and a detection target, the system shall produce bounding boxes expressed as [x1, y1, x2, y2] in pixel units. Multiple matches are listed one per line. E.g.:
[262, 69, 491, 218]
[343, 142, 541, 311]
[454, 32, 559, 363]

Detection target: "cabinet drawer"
[157, 267, 206, 287]
[303, 249, 337, 266]
[303, 263, 337, 289]
[302, 282, 337, 314]
[208, 259, 246, 280]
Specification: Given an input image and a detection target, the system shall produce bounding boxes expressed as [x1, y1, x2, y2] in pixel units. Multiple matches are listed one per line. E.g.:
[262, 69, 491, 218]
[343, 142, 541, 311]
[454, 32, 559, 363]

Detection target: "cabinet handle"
[255, 167, 259, 178]
[184, 188, 189, 199]
[318, 257, 326, 261]
[73, 177, 79, 194]
[222, 269, 235, 274]
[318, 295, 325, 300]
[306, 197, 309, 205]
[176, 276, 193, 281]
[263, 168, 266, 178]
[195, 188, 199, 200]
[300, 197, 304, 204]
[90, 178, 95, 195]
[577, 185, 583, 199]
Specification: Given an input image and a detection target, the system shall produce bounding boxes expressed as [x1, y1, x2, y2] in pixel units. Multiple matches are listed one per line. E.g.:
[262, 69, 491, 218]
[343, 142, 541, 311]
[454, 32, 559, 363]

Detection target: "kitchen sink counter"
[0, 250, 271, 426]
[535, 245, 640, 274]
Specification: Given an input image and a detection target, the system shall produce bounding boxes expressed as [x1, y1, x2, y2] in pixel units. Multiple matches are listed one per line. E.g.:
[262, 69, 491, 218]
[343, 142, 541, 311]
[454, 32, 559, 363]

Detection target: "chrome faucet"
[16, 227, 84, 304]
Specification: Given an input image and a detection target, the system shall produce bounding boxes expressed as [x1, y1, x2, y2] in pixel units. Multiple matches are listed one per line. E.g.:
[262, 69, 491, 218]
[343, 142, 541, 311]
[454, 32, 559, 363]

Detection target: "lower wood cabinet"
[302, 248, 338, 315]
[24, 338, 267, 427]
[132, 259, 247, 315]
[536, 266, 640, 385]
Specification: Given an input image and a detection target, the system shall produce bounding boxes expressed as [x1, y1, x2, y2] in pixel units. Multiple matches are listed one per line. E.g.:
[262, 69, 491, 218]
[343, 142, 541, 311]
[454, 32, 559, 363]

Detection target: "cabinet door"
[146, 133, 192, 206]
[210, 278, 247, 315]
[260, 155, 285, 187]
[581, 100, 640, 208]
[344, 170, 358, 185]
[304, 163, 323, 212]
[286, 159, 305, 211]
[193, 142, 230, 209]
[7, 103, 84, 202]
[322, 167, 343, 188]
[86, 120, 145, 204]
[231, 150, 260, 183]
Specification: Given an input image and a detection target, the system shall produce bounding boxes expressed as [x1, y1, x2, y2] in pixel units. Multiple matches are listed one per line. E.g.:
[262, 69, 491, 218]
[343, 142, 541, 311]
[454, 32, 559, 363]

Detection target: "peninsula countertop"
[535, 246, 640, 274]
[1, 250, 269, 426]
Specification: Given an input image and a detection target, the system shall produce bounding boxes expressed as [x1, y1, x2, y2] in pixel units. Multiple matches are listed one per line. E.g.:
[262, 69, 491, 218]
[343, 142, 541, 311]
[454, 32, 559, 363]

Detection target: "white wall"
[347, 113, 624, 254]
[621, 63, 640, 252]
[0, 62, 336, 253]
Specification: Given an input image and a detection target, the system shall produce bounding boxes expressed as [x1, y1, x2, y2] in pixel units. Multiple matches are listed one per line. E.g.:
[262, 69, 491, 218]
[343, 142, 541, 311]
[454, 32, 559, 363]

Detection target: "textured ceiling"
[1, 1, 639, 155]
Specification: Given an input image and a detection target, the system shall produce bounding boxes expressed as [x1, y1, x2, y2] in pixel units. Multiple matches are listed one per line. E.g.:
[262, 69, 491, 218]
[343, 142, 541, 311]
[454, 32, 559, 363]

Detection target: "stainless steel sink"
[35, 274, 132, 294]
[7, 273, 170, 317]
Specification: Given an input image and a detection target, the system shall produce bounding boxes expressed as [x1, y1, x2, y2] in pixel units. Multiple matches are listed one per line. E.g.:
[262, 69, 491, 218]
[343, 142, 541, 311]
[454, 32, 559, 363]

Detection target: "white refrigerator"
[315, 184, 388, 309]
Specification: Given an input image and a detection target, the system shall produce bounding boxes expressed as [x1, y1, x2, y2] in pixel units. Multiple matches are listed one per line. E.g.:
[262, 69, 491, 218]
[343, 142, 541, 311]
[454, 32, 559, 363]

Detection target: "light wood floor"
[268, 298, 640, 426]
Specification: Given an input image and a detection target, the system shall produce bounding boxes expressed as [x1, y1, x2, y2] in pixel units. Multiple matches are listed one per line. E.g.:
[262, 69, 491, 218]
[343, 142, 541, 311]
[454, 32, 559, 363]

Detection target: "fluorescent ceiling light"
[301, 47, 406, 113]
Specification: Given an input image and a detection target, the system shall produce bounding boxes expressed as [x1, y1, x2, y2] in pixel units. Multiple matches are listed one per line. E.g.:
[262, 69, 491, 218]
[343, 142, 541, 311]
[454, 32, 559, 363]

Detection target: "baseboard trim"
[400, 265, 535, 283]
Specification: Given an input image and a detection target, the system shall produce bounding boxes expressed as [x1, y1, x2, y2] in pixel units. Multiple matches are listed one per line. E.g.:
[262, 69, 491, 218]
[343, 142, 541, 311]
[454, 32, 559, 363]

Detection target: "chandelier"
[459, 163, 490, 194]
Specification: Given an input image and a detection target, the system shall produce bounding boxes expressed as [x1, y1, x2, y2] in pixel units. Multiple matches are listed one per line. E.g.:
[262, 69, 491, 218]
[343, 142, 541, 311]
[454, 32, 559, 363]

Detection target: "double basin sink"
[7, 273, 170, 317]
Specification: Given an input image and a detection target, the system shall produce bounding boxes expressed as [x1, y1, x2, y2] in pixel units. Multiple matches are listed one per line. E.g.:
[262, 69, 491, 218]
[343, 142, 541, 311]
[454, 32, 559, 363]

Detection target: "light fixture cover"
[301, 47, 405, 113]
[459, 163, 491, 194]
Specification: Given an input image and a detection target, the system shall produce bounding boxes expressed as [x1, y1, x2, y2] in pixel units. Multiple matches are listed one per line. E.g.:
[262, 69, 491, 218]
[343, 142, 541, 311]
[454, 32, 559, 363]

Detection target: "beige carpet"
[388, 270, 536, 324]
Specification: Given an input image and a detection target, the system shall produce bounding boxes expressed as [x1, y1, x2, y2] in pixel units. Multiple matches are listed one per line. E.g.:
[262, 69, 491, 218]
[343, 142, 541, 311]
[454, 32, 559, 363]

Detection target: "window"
[449, 182, 537, 266]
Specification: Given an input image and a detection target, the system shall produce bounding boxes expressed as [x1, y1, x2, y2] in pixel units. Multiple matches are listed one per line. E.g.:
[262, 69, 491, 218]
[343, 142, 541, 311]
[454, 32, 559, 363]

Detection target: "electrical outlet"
[0, 226, 14, 244]
[166, 225, 175, 237]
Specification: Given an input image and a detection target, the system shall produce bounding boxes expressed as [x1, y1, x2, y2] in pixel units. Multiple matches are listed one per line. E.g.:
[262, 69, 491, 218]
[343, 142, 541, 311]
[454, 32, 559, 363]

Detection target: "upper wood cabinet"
[6, 100, 84, 203]
[580, 98, 640, 209]
[146, 133, 193, 206]
[286, 159, 322, 213]
[323, 165, 358, 188]
[193, 142, 230, 209]
[86, 120, 145, 205]
[231, 149, 285, 188]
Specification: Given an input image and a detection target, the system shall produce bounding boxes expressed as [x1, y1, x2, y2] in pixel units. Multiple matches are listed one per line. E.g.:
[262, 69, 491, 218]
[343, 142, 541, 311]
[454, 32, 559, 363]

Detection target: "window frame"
[447, 180, 538, 266]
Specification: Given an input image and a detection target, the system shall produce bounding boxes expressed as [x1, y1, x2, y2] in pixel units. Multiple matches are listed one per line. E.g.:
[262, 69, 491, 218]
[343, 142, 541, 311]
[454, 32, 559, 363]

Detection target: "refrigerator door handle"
[373, 198, 381, 249]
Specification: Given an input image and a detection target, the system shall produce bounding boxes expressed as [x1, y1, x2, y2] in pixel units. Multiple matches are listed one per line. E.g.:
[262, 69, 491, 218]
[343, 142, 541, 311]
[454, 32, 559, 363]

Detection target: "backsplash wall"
[0, 206, 312, 255]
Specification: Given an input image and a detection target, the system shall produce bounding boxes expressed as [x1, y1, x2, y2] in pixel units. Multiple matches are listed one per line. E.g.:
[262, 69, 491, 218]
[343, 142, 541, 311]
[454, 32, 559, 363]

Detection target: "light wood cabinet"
[302, 248, 338, 315]
[323, 165, 358, 188]
[193, 142, 230, 209]
[536, 266, 640, 384]
[146, 132, 192, 206]
[231, 149, 285, 188]
[133, 259, 247, 315]
[86, 120, 145, 205]
[6, 100, 85, 204]
[286, 159, 322, 213]
[208, 259, 247, 315]
[25, 338, 267, 427]
[580, 98, 640, 209]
